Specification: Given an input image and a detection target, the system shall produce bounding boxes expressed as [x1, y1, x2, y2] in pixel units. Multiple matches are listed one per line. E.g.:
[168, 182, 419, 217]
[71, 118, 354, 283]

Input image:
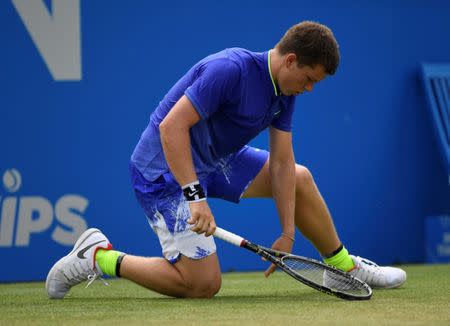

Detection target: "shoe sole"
[45, 228, 103, 299]
[373, 278, 407, 289]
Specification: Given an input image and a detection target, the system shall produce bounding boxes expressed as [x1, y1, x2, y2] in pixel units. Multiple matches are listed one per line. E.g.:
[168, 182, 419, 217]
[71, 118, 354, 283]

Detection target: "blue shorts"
[129, 146, 268, 263]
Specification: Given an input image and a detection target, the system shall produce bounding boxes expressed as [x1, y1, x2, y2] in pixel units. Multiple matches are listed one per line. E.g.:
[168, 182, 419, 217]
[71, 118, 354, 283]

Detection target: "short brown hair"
[276, 21, 340, 75]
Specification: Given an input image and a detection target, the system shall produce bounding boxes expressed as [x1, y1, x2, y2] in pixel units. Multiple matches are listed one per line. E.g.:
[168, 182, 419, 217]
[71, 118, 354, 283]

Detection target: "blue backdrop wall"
[1, 0, 450, 282]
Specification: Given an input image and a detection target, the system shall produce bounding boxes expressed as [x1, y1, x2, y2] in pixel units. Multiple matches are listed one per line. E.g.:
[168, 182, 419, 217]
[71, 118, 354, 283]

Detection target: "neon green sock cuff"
[95, 249, 123, 277]
[323, 246, 355, 272]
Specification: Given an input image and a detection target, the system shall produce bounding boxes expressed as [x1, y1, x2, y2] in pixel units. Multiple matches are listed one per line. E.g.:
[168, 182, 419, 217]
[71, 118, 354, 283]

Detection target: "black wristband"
[182, 181, 206, 202]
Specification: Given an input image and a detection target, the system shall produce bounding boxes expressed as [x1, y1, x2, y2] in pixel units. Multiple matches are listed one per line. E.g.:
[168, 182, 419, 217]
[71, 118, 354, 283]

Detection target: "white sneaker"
[46, 228, 112, 299]
[349, 255, 407, 289]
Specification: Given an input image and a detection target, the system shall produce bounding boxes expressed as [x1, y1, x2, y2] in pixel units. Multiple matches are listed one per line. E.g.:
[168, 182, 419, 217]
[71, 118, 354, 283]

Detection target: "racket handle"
[214, 227, 244, 247]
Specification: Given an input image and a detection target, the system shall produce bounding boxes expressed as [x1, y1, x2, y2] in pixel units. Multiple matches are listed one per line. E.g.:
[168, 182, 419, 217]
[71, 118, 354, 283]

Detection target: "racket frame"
[214, 227, 372, 300]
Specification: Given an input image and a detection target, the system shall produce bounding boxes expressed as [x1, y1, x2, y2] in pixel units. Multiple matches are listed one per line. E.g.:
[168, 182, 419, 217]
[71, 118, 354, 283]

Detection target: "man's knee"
[175, 254, 222, 298]
[188, 274, 222, 298]
[295, 165, 314, 192]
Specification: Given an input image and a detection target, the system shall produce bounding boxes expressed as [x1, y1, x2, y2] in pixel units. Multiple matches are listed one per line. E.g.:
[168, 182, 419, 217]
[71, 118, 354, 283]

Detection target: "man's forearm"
[160, 123, 198, 186]
[270, 159, 296, 236]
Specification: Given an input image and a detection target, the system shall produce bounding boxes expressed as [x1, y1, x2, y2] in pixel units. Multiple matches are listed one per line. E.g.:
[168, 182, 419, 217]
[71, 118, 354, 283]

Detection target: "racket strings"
[282, 256, 370, 297]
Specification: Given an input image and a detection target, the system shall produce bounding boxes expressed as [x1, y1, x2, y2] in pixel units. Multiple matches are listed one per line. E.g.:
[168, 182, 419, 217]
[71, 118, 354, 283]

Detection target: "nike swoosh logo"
[77, 240, 105, 259]
[188, 190, 199, 197]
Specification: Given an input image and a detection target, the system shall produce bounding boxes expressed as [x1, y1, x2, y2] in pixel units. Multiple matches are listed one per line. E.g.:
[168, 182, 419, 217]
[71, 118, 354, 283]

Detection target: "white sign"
[0, 169, 88, 247]
[12, 0, 82, 80]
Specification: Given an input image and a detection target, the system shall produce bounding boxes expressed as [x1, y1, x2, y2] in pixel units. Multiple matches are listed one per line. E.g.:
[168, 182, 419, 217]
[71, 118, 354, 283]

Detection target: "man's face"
[277, 54, 327, 96]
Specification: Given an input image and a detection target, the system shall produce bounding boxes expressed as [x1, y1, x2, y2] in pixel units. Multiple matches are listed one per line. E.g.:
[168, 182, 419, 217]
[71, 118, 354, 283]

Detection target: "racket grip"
[214, 227, 244, 247]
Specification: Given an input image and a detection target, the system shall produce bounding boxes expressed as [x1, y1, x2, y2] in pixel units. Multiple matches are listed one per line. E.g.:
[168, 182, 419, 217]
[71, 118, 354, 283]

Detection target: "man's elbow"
[159, 118, 176, 139]
[159, 118, 190, 142]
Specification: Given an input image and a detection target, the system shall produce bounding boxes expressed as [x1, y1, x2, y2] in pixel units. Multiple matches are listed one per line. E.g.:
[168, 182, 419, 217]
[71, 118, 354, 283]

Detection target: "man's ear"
[285, 53, 297, 68]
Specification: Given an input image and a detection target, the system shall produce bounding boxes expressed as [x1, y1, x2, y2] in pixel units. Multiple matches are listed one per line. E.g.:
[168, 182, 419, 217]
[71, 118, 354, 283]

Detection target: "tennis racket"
[214, 227, 372, 300]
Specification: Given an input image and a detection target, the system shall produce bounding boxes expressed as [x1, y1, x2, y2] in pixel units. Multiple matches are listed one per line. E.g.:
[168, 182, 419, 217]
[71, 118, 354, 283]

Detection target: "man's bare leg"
[119, 253, 221, 298]
[242, 159, 340, 255]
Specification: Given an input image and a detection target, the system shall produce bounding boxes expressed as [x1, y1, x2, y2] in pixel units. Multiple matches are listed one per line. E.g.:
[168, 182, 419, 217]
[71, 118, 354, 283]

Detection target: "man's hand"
[188, 200, 217, 236]
[264, 235, 295, 277]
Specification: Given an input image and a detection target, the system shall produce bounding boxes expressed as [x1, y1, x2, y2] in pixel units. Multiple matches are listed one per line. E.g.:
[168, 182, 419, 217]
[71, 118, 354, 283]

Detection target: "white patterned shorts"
[130, 146, 268, 263]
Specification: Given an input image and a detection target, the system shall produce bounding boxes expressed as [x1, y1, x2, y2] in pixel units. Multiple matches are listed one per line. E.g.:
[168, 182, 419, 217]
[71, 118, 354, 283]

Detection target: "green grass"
[1, 264, 449, 325]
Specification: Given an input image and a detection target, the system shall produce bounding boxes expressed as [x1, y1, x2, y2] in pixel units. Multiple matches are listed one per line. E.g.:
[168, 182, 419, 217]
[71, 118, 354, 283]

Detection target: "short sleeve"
[271, 96, 296, 132]
[185, 59, 241, 119]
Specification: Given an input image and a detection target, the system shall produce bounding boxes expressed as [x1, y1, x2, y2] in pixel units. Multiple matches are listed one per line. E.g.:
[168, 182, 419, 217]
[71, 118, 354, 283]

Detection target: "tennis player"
[46, 21, 406, 299]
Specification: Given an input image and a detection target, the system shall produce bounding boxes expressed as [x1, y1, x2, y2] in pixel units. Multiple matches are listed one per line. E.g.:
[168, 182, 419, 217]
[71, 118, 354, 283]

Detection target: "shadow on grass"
[61, 291, 347, 304]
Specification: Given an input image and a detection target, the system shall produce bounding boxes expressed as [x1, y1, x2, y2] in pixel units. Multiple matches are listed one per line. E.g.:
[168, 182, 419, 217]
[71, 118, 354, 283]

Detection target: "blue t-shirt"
[131, 48, 296, 181]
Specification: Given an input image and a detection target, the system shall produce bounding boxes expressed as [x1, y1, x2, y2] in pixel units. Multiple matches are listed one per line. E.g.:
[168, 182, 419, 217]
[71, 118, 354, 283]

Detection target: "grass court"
[1, 264, 449, 325]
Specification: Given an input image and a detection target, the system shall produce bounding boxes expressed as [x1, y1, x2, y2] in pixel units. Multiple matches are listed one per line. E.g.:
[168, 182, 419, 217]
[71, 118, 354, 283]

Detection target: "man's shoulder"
[193, 49, 243, 78]
[200, 48, 265, 70]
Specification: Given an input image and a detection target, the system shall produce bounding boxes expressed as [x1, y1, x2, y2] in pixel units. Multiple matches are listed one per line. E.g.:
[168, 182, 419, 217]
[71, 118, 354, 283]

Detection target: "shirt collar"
[267, 50, 279, 96]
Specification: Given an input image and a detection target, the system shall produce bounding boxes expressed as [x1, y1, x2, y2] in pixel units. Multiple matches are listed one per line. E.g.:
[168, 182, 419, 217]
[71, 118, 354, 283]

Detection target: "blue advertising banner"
[1, 0, 450, 282]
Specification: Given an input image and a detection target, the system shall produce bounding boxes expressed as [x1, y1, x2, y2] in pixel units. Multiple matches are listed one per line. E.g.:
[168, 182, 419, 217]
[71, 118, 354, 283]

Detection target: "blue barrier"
[421, 64, 450, 184]
[425, 216, 450, 263]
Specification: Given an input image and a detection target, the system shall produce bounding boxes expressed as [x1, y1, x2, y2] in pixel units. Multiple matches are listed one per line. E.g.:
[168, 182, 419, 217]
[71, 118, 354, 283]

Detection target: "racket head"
[280, 255, 372, 300]
[233, 237, 372, 300]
